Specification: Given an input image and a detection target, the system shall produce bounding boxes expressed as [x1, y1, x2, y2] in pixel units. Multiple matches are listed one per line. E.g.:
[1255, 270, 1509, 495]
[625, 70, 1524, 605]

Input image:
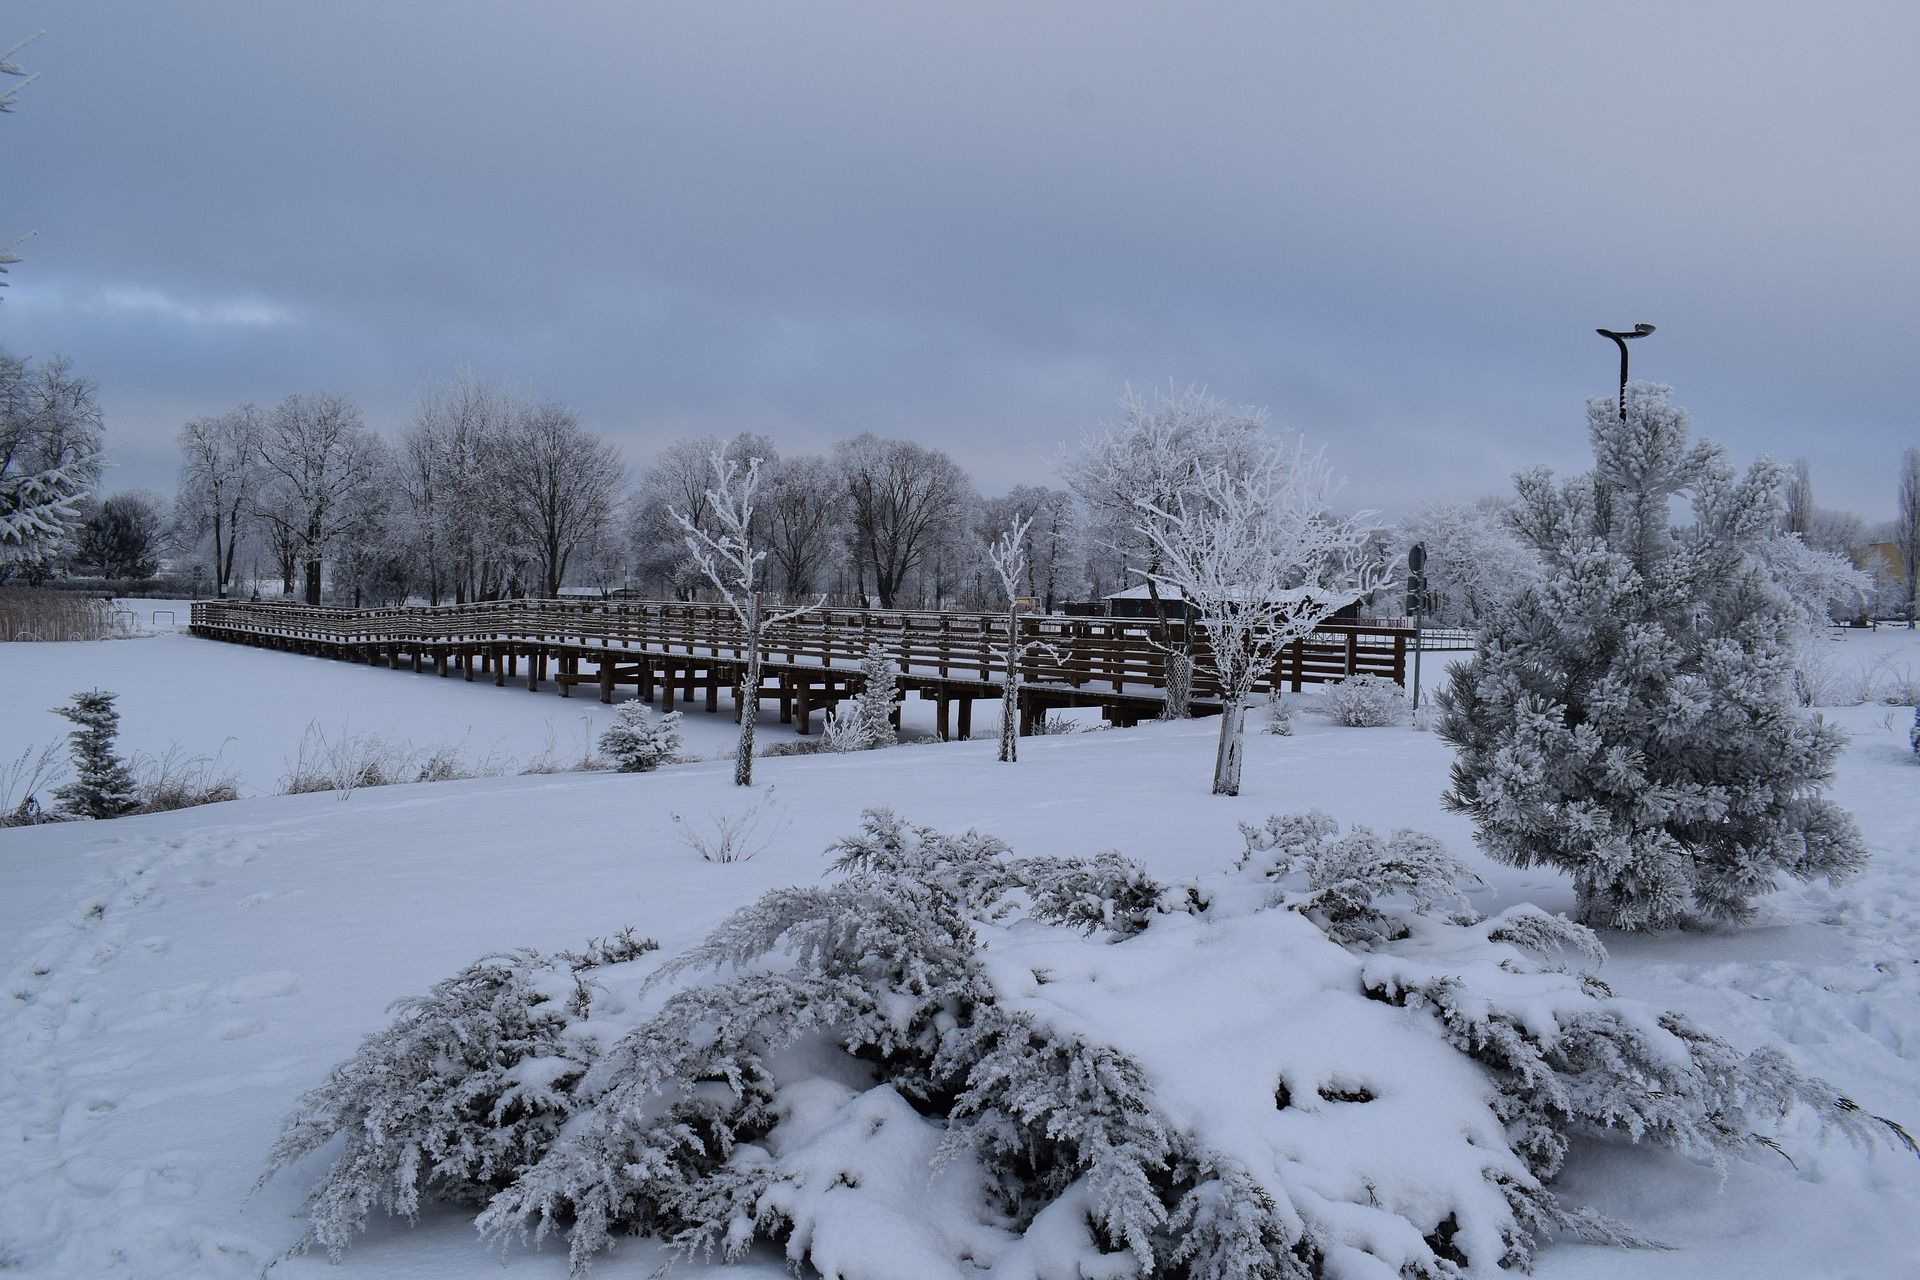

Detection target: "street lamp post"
[1595, 323, 1656, 420]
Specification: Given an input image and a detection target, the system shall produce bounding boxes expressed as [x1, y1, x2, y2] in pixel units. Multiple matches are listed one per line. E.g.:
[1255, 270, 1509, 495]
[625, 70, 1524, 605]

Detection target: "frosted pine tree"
[852, 642, 899, 747]
[1438, 384, 1867, 929]
[52, 689, 139, 819]
[597, 702, 681, 772]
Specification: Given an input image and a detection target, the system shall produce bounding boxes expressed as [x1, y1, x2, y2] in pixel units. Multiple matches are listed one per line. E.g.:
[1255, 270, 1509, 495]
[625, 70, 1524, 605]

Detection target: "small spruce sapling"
[824, 645, 899, 752]
[597, 701, 681, 772]
[52, 689, 139, 818]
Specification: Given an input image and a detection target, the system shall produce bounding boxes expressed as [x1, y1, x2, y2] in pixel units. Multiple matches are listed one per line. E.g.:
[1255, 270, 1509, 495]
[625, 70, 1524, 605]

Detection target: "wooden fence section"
[190, 599, 1411, 739]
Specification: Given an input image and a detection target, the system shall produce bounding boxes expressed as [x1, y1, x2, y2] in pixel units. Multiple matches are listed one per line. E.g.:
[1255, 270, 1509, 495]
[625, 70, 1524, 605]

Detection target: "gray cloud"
[4, 1, 1915, 518]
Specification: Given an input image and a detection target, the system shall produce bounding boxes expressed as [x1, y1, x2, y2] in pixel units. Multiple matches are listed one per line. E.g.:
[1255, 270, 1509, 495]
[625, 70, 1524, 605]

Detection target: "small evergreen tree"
[51, 689, 139, 819]
[1438, 385, 1867, 930]
[834, 643, 897, 750]
[597, 702, 681, 773]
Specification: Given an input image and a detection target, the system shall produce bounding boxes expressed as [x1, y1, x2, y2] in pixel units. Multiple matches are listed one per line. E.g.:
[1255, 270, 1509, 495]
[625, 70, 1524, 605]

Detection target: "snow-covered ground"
[2, 627, 1917, 1276]
[0, 606, 1016, 796]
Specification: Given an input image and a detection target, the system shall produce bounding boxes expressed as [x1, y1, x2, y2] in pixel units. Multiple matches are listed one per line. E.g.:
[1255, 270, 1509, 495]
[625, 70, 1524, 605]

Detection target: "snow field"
[0, 628, 1917, 1276]
[0, 622, 1012, 798]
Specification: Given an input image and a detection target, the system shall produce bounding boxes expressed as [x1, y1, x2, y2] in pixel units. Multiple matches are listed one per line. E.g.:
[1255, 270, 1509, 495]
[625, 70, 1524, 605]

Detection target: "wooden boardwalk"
[189, 599, 1413, 739]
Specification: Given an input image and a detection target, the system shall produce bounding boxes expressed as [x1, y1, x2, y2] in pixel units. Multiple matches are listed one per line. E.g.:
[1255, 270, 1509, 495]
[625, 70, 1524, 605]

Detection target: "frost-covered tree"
[598, 702, 681, 772]
[983, 515, 1065, 763]
[1438, 384, 1868, 930]
[762, 454, 846, 601]
[1755, 533, 1871, 634]
[1392, 498, 1541, 626]
[1, 32, 40, 296]
[255, 392, 392, 606]
[1064, 385, 1270, 717]
[176, 406, 264, 597]
[1897, 448, 1920, 626]
[1, 350, 103, 580]
[673, 451, 823, 786]
[52, 689, 139, 819]
[1141, 442, 1382, 796]
[835, 433, 974, 609]
[824, 642, 899, 753]
[491, 402, 626, 599]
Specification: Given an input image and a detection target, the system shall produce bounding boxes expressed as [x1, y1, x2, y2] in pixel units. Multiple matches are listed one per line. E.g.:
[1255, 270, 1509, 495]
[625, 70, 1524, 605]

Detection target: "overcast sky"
[4, 2, 1915, 520]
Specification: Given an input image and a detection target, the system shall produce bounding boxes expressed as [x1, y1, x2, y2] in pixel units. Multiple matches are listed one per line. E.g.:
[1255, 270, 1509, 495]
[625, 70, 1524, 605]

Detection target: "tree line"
[10, 344, 1920, 629]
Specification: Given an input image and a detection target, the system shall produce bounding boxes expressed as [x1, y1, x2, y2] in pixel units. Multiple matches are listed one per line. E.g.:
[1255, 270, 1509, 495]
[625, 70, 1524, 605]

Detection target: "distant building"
[1099, 583, 1362, 624]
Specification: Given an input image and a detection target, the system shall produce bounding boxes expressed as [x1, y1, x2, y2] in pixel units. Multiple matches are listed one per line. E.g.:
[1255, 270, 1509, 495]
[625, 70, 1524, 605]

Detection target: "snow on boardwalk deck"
[190, 598, 1414, 738]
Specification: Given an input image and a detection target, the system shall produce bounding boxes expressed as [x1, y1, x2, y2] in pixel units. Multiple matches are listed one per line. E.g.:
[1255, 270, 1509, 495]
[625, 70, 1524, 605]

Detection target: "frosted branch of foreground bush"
[262, 809, 1914, 1278]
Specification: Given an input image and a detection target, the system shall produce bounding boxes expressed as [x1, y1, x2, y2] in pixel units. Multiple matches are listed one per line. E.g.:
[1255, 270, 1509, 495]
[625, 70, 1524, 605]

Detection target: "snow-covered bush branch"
[1316, 673, 1407, 727]
[265, 811, 1909, 1278]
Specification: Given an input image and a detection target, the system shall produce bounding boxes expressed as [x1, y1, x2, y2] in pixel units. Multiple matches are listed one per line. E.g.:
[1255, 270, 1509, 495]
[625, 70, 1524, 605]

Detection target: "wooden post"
[795, 682, 811, 734]
[494, 646, 506, 687]
[528, 648, 540, 692]
[1344, 630, 1359, 679]
[957, 695, 972, 741]
[779, 674, 793, 724]
[1290, 639, 1304, 693]
[640, 659, 655, 703]
[600, 659, 615, 703]
[936, 689, 951, 741]
[707, 666, 720, 714]
[661, 665, 676, 713]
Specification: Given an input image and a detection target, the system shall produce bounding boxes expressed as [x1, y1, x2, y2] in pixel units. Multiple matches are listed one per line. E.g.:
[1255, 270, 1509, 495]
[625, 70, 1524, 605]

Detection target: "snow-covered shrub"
[671, 787, 780, 863]
[1262, 691, 1293, 735]
[819, 702, 870, 752]
[1909, 707, 1919, 759]
[821, 653, 899, 753]
[269, 811, 1909, 1278]
[597, 701, 681, 773]
[413, 742, 474, 784]
[1240, 811, 1479, 945]
[761, 737, 824, 758]
[52, 689, 139, 818]
[133, 744, 240, 813]
[1439, 384, 1867, 930]
[279, 724, 419, 796]
[0, 742, 65, 827]
[1316, 674, 1406, 727]
[257, 931, 658, 1261]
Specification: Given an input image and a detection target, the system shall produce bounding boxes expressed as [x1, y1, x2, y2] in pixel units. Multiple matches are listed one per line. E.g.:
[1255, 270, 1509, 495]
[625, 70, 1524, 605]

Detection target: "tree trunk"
[1211, 695, 1245, 796]
[736, 595, 760, 786]
[1165, 651, 1194, 722]
[999, 603, 1019, 763]
[304, 559, 323, 606]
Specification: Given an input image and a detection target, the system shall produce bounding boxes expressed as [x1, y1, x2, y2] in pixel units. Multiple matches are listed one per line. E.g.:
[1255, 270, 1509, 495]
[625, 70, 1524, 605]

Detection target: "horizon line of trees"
[9, 343, 1920, 627]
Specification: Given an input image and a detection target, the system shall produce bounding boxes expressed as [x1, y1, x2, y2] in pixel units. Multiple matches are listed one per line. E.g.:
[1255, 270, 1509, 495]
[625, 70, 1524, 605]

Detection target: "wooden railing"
[190, 599, 1412, 695]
